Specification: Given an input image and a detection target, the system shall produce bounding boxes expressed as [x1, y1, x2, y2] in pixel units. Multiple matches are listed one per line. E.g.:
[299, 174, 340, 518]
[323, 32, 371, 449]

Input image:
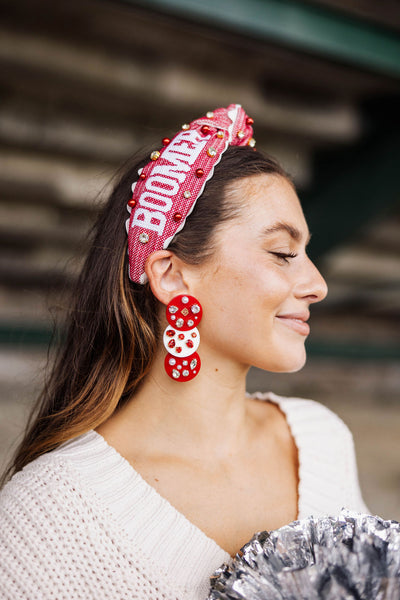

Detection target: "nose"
[294, 256, 328, 304]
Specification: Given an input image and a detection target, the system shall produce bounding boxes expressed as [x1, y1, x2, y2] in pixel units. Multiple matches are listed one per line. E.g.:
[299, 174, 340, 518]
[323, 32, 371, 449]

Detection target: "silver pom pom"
[208, 510, 400, 599]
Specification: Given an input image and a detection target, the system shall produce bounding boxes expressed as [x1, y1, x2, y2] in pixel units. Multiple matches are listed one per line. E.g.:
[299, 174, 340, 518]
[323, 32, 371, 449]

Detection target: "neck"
[109, 345, 252, 461]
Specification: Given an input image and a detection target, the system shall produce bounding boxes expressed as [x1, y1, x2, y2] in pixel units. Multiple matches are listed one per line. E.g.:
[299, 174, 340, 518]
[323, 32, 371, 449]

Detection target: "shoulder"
[0, 442, 196, 599]
[250, 390, 356, 481]
[0, 431, 116, 530]
[250, 391, 368, 515]
[0, 452, 89, 531]
[0, 454, 89, 594]
[249, 390, 352, 442]
[1, 450, 136, 595]
[1, 450, 79, 495]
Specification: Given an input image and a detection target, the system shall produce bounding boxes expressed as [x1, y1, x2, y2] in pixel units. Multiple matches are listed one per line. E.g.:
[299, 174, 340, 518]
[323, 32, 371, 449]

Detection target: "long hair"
[1, 146, 289, 487]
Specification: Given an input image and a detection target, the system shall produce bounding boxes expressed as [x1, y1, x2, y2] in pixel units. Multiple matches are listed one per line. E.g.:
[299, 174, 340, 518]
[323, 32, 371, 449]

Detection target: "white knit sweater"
[0, 392, 368, 600]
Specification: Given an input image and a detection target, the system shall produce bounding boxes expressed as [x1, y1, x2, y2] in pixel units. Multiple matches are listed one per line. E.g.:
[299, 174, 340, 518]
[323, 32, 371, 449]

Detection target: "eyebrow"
[261, 222, 312, 245]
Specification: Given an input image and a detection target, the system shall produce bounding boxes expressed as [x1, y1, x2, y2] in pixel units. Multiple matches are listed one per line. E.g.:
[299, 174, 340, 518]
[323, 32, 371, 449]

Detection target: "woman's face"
[193, 173, 328, 373]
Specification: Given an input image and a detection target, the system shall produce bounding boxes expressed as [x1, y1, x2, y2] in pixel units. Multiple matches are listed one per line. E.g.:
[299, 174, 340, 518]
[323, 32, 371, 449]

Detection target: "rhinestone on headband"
[138, 232, 149, 244]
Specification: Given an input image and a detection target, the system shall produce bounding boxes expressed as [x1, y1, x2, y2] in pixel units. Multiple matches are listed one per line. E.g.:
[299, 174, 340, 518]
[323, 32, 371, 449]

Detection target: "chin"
[257, 348, 307, 373]
[284, 360, 307, 373]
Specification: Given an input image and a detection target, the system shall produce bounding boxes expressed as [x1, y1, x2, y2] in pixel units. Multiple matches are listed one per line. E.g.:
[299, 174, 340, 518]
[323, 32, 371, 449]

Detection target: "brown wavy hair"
[1, 145, 289, 487]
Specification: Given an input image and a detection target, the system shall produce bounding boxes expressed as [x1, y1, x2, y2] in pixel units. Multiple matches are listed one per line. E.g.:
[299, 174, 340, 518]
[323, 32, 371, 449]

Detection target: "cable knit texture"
[0, 392, 368, 599]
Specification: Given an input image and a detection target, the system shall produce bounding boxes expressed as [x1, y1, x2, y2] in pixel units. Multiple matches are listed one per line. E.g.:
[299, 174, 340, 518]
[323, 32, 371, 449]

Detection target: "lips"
[276, 311, 310, 336]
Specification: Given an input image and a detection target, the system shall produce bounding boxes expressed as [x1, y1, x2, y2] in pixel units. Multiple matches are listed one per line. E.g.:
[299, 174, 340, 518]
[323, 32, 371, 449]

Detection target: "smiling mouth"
[276, 316, 310, 336]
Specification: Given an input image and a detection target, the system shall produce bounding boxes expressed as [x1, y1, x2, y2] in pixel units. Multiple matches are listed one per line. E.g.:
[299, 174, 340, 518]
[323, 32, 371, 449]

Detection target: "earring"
[163, 294, 202, 382]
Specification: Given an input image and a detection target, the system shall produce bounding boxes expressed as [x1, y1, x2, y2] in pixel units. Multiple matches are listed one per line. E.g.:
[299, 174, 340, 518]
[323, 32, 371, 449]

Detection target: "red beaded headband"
[126, 103, 255, 283]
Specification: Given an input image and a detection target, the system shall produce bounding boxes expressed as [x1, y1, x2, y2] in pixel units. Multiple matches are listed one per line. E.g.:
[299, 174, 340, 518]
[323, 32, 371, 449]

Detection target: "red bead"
[166, 330, 175, 337]
[178, 334, 185, 340]
[246, 117, 254, 125]
[200, 125, 211, 135]
[173, 212, 182, 222]
[195, 168, 204, 177]
[162, 137, 171, 146]
[128, 198, 137, 208]
[186, 340, 194, 348]
[168, 339, 175, 348]
[139, 172, 146, 180]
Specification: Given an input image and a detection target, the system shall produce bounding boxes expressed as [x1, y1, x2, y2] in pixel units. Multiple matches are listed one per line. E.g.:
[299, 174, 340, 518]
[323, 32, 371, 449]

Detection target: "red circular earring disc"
[166, 294, 203, 330]
[164, 352, 201, 382]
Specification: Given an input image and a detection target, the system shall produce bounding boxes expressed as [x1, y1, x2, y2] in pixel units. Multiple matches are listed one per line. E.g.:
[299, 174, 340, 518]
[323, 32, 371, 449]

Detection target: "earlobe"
[145, 250, 188, 305]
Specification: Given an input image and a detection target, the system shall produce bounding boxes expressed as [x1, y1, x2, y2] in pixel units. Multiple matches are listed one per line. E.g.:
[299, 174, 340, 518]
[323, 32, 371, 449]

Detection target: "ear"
[145, 250, 189, 305]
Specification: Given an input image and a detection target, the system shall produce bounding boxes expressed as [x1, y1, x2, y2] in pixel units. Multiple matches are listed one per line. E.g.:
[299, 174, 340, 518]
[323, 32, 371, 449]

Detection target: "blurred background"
[0, 0, 399, 518]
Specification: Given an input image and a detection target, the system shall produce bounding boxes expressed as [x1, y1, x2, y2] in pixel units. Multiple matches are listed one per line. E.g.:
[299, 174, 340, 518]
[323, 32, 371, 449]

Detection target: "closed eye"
[270, 251, 298, 263]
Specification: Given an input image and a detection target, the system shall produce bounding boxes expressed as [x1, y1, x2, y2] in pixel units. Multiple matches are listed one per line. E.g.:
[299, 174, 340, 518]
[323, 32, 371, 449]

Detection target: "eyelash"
[270, 251, 298, 263]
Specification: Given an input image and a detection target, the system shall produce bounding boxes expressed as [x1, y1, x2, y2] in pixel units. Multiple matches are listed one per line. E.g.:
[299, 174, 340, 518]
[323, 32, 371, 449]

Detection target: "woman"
[0, 105, 367, 599]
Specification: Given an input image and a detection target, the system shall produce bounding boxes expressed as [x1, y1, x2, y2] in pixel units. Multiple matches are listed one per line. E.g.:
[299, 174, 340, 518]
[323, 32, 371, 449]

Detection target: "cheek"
[202, 262, 291, 332]
[197, 267, 248, 340]
[260, 270, 291, 303]
[247, 264, 292, 315]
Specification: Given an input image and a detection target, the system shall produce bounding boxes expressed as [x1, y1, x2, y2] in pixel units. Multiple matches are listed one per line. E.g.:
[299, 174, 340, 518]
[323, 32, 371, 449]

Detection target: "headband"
[126, 103, 255, 284]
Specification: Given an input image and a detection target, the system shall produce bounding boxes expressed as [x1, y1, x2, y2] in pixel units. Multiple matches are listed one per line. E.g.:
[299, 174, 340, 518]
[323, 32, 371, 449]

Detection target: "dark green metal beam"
[125, 0, 400, 79]
[303, 131, 400, 260]
[306, 339, 400, 361]
[0, 324, 60, 347]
